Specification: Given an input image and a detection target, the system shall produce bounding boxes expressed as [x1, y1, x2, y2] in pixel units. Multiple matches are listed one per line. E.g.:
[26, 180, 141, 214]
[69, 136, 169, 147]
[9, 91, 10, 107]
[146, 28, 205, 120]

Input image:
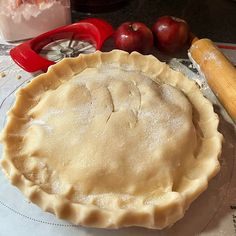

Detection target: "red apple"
[114, 22, 153, 54]
[152, 16, 190, 53]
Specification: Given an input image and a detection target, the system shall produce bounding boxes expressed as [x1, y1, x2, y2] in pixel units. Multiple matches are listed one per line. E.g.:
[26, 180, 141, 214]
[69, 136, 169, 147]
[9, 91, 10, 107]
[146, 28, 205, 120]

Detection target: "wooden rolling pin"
[189, 38, 236, 122]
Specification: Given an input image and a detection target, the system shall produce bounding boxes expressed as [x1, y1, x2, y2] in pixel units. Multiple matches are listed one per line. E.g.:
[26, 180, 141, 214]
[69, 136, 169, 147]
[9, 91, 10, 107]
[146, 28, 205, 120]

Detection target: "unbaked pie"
[0, 50, 222, 229]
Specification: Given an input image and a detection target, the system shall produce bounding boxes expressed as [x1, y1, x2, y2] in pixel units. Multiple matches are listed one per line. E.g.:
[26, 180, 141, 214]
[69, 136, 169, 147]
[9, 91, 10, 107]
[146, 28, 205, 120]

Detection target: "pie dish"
[0, 50, 222, 229]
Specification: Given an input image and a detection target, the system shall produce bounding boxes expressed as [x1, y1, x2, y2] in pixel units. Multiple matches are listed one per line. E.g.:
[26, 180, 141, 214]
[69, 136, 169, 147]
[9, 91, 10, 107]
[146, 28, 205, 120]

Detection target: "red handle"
[10, 18, 114, 72]
[10, 43, 55, 72]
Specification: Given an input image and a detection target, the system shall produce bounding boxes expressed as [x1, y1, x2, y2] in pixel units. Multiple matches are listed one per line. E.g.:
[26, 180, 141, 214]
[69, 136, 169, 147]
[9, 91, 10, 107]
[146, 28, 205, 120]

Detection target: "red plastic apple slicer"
[10, 18, 114, 72]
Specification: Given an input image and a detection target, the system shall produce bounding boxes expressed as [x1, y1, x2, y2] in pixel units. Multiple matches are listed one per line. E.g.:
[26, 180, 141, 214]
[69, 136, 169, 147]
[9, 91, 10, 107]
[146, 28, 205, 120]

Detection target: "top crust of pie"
[0, 50, 222, 229]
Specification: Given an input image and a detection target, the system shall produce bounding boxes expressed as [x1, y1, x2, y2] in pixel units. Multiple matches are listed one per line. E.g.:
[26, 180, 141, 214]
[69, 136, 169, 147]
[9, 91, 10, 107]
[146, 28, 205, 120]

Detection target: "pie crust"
[0, 50, 222, 229]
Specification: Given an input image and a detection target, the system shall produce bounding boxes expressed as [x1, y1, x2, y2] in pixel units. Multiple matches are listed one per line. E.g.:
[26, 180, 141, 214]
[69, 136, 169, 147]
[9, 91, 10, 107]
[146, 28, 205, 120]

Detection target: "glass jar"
[0, 0, 71, 42]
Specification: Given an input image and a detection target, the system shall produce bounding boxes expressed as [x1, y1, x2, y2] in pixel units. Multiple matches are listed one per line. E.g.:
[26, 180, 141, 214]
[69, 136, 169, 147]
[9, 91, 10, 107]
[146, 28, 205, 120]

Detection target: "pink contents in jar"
[0, 0, 71, 42]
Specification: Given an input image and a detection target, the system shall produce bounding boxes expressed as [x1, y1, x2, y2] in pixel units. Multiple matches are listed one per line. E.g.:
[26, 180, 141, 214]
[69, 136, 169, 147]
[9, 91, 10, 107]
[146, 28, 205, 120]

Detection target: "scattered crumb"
[16, 75, 22, 80]
[0, 71, 6, 78]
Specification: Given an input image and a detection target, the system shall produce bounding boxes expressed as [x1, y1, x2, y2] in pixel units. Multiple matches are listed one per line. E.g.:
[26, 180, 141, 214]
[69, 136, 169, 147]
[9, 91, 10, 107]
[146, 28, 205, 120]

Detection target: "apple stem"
[130, 24, 138, 32]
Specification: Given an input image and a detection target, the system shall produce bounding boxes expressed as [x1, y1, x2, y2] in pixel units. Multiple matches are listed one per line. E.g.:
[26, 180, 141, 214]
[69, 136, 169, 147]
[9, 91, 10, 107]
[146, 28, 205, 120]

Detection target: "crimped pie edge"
[0, 50, 223, 229]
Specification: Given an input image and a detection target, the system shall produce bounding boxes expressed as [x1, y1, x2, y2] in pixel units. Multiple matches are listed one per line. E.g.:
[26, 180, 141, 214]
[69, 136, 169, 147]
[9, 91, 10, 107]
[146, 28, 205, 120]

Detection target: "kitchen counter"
[72, 0, 236, 44]
[0, 46, 236, 236]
